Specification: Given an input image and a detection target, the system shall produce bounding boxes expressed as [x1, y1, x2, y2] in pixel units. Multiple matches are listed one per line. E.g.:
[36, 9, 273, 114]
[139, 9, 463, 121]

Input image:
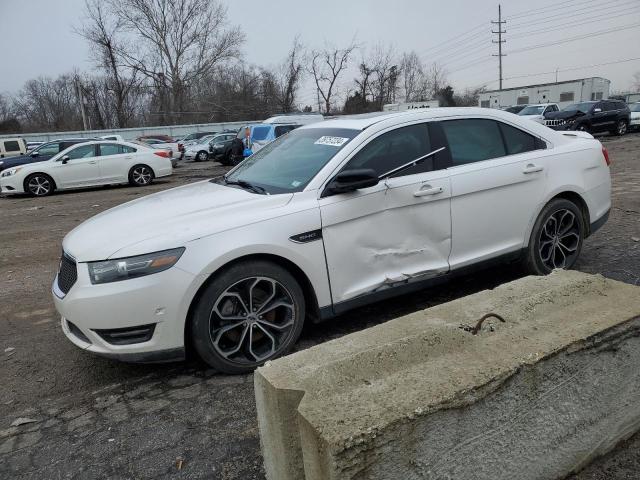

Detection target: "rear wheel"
[24, 173, 55, 197]
[523, 198, 585, 275]
[612, 120, 627, 136]
[191, 260, 305, 374]
[128, 164, 154, 186]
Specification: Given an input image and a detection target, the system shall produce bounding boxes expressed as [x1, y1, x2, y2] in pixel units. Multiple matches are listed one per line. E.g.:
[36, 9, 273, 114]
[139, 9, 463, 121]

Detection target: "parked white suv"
[518, 103, 559, 124]
[52, 108, 611, 373]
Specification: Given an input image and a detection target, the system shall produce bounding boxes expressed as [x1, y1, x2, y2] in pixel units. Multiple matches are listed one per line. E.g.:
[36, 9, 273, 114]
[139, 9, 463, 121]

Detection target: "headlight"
[87, 247, 185, 284]
[1, 167, 21, 177]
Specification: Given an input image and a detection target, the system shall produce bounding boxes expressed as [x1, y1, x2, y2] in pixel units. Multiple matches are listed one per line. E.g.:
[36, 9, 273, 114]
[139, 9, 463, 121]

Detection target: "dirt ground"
[1, 134, 639, 479]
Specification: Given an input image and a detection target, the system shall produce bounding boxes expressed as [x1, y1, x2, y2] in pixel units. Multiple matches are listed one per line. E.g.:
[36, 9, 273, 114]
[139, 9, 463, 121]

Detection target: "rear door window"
[98, 143, 122, 156]
[440, 119, 506, 165]
[36, 143, 61, 156]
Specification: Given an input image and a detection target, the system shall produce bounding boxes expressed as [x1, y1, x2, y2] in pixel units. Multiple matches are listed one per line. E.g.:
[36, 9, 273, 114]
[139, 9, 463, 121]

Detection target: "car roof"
[300, 107, 536, 131]
[525, 104, 557, 107]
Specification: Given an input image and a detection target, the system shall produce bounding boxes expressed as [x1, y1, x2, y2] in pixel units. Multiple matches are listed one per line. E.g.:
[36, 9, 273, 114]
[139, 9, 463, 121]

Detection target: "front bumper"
[53, 259, 196, 362]
[0, 175, 24, 194]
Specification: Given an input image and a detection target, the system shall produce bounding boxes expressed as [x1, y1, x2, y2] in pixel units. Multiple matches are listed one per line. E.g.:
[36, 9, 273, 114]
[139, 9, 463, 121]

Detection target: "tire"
[612, 120, 627, 136]
[523, 198, 585, 275]
[128, 164, 154, 186]
[191, 260, 306, 374]
[24, 173, 55, 197]
[196, 150, 209, 162]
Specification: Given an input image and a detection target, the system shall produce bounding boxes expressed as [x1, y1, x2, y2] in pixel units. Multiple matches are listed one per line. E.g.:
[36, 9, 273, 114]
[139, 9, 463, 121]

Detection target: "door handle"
[523, 164, 543, 174]
[88, 161, 97, 164]
[414, 185, 444, 197]
[124, 156, 132, 160]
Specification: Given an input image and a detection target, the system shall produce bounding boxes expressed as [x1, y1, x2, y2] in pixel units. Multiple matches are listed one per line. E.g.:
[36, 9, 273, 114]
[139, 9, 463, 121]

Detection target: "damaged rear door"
[319, 122, 452, 304]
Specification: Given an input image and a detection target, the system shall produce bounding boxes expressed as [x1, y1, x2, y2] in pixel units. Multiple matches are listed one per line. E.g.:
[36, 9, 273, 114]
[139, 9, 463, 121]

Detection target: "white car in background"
[183, 134, 218, 161]
[629, 102, 640, 131]
[518, 103, 560, 124]
[0, 140, 172, 196]
[52, 108, 610, 373]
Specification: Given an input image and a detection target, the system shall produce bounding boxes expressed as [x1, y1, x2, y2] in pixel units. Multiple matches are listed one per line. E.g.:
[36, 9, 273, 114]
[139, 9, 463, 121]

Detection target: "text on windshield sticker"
[314, 136, 349, 147]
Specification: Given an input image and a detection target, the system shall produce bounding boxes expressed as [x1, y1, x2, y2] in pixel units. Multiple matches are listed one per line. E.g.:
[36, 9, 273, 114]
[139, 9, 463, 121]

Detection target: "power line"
[507, 0, 604, 21]
[509, 6, 640, 40]
[509, 0, 637, 29]
[492, 4, 507, 90]
[420, 23, 487, 58]
[508, 22, 640, 54]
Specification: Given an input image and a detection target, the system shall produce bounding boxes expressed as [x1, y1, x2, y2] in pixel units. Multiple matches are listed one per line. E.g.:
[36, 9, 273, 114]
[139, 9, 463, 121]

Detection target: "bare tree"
[400, 51, 427, 102]
[424, 62, 448, 100]
[77, 0, 144, 128]
[309, 40, 358, 114]
[104, 0, 245, 123]
[633, 71, 640, 91]
[276, 37, 304, 113]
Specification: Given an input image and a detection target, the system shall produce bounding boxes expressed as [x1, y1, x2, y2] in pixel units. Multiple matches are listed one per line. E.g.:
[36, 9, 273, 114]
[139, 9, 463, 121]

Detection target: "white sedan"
[0, 140, 172, 196]
[52, 108, 611, 373]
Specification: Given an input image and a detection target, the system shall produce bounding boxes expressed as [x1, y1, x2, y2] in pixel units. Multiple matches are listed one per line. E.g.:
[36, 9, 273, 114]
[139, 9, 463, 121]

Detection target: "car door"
[319, 122, 452, 304]
[51, 144, 101, 188]
[590, 102, 609, 132]
[97, 143, 129, 183]
[442, 118, 549, 269]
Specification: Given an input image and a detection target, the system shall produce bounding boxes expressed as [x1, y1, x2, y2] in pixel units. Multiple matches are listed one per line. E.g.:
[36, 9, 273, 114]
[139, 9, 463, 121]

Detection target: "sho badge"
[289, 229, 323, 244]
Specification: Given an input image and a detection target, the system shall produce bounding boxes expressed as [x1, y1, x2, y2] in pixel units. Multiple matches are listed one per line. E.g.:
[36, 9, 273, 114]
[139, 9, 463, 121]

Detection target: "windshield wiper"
[223, 177, 268, 195]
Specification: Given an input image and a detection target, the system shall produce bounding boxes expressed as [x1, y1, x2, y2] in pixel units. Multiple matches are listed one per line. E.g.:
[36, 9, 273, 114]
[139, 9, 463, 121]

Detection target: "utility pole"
[492, 4, 507, 90]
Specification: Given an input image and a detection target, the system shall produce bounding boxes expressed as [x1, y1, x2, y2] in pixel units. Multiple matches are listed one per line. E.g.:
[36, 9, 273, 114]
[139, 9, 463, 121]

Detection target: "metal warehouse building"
[479, 77, 611, 109]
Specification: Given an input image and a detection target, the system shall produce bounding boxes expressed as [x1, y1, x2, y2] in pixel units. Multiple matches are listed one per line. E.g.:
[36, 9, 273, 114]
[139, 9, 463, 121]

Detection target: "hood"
[544, 110, 585, 120]
[63, 180, 293, 261]
[0, 154, 51, 171]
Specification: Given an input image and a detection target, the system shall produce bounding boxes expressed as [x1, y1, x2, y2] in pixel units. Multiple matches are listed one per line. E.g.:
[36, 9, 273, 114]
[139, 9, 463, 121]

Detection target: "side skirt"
[318, 250, 524, 322]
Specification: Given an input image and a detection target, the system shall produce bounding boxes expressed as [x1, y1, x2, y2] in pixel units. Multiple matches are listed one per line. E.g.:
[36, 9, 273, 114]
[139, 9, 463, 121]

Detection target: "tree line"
[0, 0, 490, 134]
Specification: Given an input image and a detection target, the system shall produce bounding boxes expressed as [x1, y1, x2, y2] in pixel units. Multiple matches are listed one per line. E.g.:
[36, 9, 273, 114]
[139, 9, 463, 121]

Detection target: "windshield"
[519, 105, 544, 115]
[224, 127, 359, 194]
[563, 102, 594, 113]
[629, 103, 640, 112]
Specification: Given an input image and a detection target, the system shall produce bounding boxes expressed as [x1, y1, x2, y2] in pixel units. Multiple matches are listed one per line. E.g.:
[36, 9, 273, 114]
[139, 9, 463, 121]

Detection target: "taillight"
[602, 146, 611, 166]
[154, 150, 170, 158]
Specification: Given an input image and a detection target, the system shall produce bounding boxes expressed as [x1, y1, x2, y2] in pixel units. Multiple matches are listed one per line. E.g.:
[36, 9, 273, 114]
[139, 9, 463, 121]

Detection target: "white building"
[383, 100, 440, 112]
[479, 77, 611, 110]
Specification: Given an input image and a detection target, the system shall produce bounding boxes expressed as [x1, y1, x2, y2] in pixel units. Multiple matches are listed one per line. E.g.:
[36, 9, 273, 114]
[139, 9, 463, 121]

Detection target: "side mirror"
[323, 169, 379, 197]
[593, 108, 602, 113]
[61, 155, 70, 164]
[30, 151, 39, 157]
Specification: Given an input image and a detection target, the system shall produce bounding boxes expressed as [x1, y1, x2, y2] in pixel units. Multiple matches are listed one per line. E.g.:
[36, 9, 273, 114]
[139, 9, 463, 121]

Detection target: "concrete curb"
[255, 271, 640, 480]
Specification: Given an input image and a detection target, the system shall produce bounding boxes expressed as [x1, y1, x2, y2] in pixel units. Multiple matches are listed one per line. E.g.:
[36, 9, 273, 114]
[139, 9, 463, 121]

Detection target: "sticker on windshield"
[314, 136, 349, 147]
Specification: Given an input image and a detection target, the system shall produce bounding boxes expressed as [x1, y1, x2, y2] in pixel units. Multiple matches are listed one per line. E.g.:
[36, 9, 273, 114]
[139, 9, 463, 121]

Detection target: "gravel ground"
[1, 134, 639, 479]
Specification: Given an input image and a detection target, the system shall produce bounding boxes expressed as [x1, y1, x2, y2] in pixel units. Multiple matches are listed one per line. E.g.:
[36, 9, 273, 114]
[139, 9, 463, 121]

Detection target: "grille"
[57, 253, 77, 295]
[544, 119, 566, 127]
[93, 324, 156, 345]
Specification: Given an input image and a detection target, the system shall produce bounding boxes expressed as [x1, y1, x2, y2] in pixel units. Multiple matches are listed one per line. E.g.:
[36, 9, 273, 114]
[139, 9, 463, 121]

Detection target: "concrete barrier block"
[254, 271, 640, 480]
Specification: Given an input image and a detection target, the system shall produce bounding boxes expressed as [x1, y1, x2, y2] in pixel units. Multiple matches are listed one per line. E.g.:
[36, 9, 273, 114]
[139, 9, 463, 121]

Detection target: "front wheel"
[191, 261, 306, 374]
[196, 151, 209, 162]
[128, 164, 154, 186]
[523, 198, 585, 275]
[24, 173, 55, 197]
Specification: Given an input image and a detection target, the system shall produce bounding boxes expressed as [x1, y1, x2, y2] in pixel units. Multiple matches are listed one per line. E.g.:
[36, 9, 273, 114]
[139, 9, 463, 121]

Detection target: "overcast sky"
[1, 0, 639, 108]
